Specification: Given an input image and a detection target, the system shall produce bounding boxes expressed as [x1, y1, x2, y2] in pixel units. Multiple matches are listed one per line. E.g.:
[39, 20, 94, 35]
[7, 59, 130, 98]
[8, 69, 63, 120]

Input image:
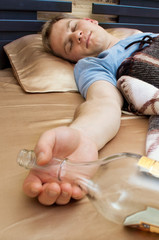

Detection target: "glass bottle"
[17, 150, 159, 233]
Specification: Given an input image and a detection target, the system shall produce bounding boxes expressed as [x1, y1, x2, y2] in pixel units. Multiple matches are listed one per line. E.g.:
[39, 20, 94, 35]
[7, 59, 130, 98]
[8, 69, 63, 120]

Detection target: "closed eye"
[72, 23, 77, 32]
[65, 22, 77, 54]
[65, 40, 73, 53]
[69, 40, 73, 51]
[69, 24, 77, 51]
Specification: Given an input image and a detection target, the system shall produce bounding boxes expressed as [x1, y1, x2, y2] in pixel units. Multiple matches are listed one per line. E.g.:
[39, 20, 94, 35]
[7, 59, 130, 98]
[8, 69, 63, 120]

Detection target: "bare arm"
[71, 80, 123, 150]
[23, 80, 123, 205]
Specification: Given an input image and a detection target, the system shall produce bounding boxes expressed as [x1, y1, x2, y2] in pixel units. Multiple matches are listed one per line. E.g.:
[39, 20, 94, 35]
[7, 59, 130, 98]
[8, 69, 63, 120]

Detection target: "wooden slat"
[1, 32, 38, 41]
[0, 0, 72, 69]
[0, 20, 45, 32]
[0, 11, 37, 20]
[99, 22, 159, 33]
[120, 0, 159, 8]
[0, 41, 10, 69]
[0, 40, 11, 46]
[0, 0, 72, 12]
[119, 16, 159, 25]
[92, 3, 159, 19]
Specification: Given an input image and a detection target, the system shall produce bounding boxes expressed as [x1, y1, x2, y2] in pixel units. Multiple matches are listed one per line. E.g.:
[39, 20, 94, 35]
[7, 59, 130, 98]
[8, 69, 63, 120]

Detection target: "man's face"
[49, 18, 109, 62]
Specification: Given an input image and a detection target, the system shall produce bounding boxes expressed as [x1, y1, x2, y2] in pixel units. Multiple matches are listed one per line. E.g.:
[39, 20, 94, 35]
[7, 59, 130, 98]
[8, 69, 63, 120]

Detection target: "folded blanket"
[117, 35, 159, 160]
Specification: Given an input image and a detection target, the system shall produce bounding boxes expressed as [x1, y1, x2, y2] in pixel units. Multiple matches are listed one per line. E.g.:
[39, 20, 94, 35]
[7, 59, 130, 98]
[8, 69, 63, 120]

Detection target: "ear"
[83, 18, 98, 25]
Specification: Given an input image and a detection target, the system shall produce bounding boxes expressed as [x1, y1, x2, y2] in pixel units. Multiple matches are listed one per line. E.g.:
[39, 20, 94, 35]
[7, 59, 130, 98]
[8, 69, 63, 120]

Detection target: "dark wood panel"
[0, 0, 72, 12]
[120, 0, 159, 8]
[0, 32, 38, 40]
[0, 0, 72, 69]
[0, 41, 11, 69]
[92, 3, 159, 18]
[119, 16, 159, 25]
[100, 22, 159, 32]
[0, 11, 37, 20]
[0, 20, 45, 32]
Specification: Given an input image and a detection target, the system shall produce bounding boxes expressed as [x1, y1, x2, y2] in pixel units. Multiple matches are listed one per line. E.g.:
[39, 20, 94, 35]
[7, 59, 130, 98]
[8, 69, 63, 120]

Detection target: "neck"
[107, 35, 120, 49]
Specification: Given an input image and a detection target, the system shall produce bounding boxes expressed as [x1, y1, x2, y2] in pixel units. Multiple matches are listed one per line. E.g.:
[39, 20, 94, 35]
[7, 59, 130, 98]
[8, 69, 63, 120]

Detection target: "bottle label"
[125, 221, 159, 233]
[137, 156, 159, 178]
[124, 207, 159, 234]
[125, 157, 159, 233]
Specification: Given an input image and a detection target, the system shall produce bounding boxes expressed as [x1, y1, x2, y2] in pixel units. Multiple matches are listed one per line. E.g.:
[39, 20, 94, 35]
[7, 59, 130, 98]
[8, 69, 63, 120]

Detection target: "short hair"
[42, 14, 78, 56]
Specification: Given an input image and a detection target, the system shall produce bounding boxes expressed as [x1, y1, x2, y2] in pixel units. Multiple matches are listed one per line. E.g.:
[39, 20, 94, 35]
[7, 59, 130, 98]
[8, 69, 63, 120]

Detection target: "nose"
[71, 30, 83, 43]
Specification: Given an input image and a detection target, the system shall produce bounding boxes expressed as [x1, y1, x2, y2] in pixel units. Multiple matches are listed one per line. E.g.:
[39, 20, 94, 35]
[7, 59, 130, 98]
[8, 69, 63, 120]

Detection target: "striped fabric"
[117, 36, 159, 160]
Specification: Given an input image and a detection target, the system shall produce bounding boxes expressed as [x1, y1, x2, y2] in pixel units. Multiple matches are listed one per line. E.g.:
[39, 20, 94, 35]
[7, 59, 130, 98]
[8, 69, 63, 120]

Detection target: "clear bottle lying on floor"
[17, 150, 159, 234]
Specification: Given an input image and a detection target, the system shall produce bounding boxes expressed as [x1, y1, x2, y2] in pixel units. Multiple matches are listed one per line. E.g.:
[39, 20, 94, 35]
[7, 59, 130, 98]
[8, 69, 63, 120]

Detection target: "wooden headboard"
[1, 0, 159, 69]
[92, 0, 159, 32]
[0, 0, 72, 69]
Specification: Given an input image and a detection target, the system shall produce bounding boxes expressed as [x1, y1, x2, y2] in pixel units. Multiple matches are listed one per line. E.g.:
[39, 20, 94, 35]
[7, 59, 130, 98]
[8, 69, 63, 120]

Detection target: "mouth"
[86, 32, 92, 48]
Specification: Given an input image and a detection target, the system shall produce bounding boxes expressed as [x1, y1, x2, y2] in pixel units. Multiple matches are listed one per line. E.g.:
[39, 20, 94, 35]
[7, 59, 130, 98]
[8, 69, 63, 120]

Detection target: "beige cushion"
[4, 34, 78, 93]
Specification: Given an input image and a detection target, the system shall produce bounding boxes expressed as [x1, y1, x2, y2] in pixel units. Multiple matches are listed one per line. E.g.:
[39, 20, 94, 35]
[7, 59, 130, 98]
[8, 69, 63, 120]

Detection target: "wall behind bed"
[0, 0, 73, 69]
[1, 0, 159, 70]
[38, 0, 118, 23]
[0, 0, 118, 70]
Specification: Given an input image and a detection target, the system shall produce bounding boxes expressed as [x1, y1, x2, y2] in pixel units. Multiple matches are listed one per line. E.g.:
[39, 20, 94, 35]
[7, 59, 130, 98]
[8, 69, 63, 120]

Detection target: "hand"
[23, 126, 98, 205]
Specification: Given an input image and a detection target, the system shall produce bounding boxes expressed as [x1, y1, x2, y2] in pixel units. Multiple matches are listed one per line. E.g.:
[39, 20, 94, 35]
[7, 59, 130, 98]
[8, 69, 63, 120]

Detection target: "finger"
[23, 172, 42, 198]
[38, 182, 61, 206]
[55, 183, 72, 205]
[72, 185, 86, 200]
[35, 127, 81, 165]
[34, 129, 56, 165]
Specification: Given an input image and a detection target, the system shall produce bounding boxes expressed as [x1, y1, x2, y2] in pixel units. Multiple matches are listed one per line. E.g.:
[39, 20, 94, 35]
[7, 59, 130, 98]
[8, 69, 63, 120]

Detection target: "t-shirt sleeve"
[74, 57, 117, 99]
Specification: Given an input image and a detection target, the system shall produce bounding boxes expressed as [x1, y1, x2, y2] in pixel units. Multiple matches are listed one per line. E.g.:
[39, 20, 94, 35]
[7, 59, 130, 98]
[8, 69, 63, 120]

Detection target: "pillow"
[4, 29, 141, 93]
[4, 34, 78, 93]
[107, 28, 142, 39]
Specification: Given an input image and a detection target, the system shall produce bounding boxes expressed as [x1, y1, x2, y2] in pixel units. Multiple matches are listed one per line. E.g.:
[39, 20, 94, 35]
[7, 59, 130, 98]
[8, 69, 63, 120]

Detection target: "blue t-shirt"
[74, 32, 158, 98]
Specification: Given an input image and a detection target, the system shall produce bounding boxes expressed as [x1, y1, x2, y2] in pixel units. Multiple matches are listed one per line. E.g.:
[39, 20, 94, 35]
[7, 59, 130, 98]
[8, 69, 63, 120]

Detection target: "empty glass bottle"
[17, 150, 159, 233]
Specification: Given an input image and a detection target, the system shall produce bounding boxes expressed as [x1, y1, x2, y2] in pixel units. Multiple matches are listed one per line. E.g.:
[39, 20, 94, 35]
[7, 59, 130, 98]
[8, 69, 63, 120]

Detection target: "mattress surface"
[1, 69, 156, 240]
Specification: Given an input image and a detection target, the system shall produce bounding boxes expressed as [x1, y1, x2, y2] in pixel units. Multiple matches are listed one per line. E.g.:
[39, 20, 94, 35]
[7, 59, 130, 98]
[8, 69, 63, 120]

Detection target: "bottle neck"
[17, 149, 36, 169]
[17, 149, 101, 200]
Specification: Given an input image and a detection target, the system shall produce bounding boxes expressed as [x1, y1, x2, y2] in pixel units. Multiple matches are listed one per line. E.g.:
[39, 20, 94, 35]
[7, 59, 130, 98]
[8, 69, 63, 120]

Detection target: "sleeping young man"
[23, 14, 159, 206]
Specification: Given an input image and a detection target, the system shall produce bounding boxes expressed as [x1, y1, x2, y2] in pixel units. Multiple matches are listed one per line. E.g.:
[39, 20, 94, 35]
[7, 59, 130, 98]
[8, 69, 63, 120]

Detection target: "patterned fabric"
[146, 116, 159, 161]
[117, 75, 159, 115]
[117, 35, 159, 88]
[117, 35, 159, 160]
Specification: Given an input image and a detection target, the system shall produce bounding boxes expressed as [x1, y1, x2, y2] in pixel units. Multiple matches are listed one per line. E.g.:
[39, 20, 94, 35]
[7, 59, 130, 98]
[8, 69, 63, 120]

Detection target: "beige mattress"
[1, 68, 157, 240]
